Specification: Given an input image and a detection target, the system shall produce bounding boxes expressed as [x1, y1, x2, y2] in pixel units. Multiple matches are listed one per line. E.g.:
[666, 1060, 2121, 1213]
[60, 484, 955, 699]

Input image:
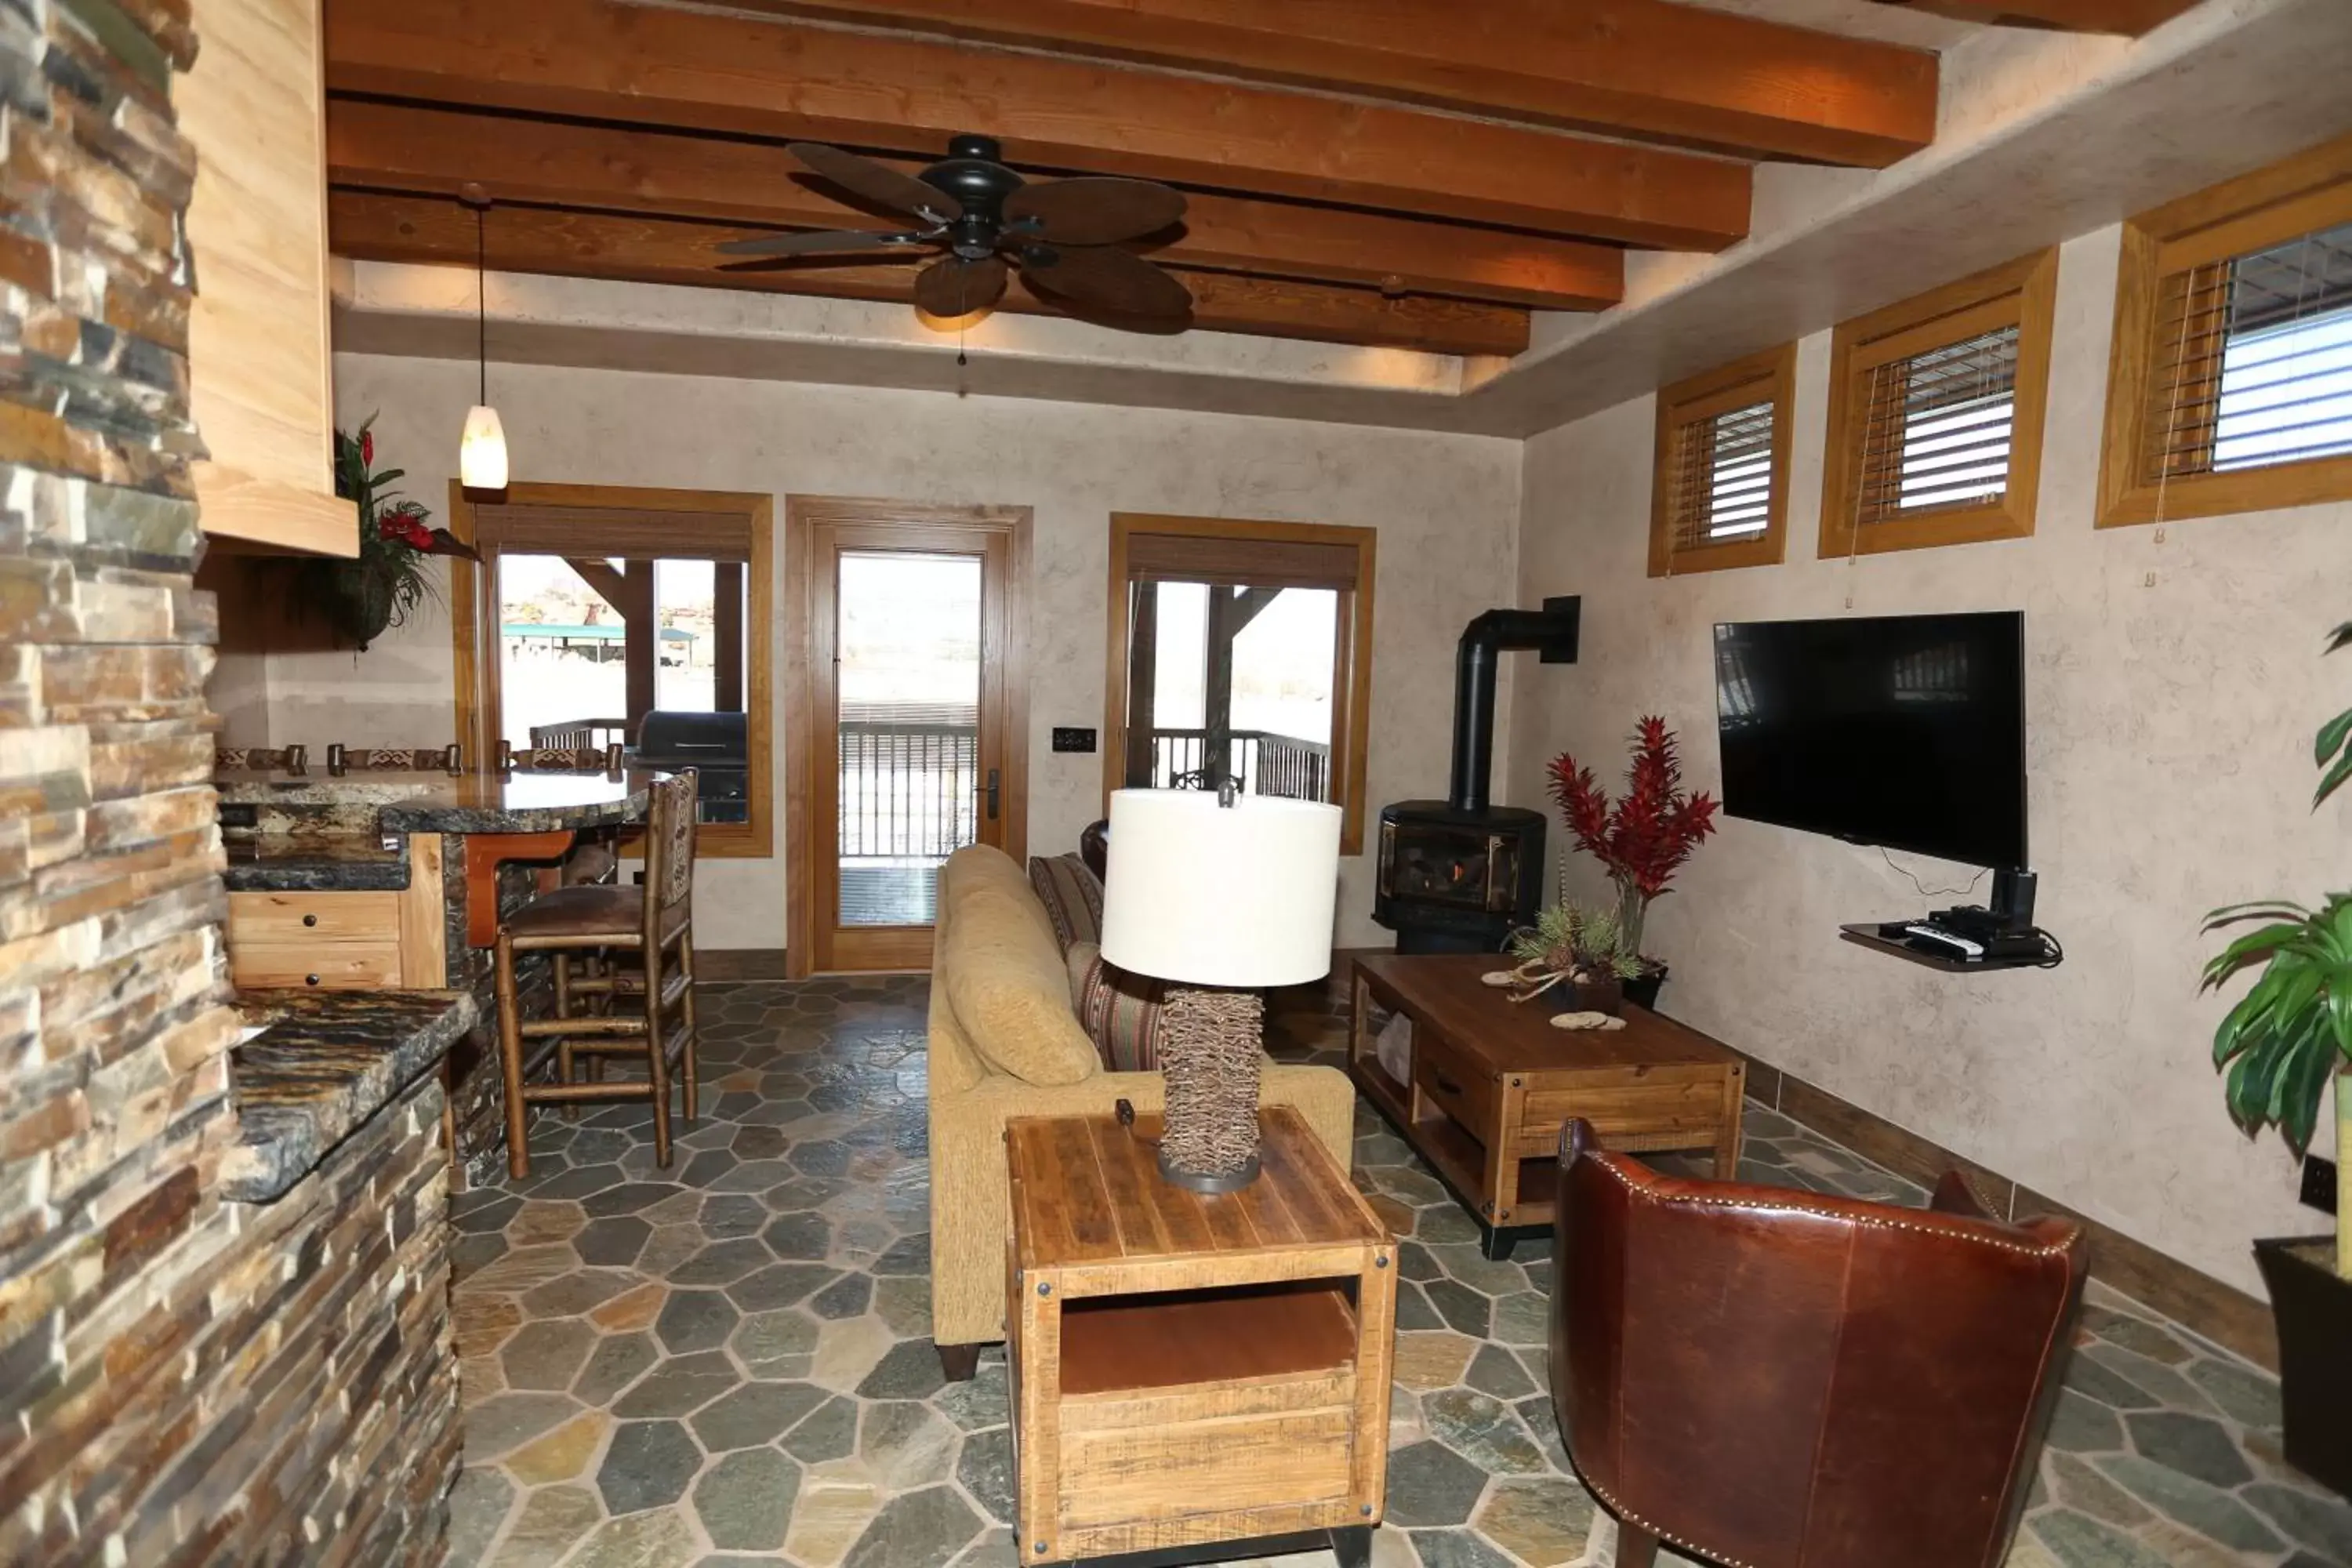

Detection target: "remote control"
[1904, 924, 1984, 958]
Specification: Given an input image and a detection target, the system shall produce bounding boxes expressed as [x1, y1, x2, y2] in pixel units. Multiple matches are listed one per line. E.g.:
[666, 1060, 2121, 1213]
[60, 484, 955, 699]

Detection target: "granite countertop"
[215, 766, 659, 837]
[223, 989, 477, 1203]
[222, 835, 410, 893]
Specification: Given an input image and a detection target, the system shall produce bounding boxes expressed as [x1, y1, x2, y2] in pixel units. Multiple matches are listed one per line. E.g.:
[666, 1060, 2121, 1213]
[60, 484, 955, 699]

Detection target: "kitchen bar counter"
[222, 835, 409, 893]
[224, 988, 477, 1203]
[216, 765, 658, 837]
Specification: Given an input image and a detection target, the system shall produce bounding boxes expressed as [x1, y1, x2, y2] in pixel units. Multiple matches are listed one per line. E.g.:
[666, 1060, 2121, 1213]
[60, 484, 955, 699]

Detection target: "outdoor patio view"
[1128, 579, 1338, 803]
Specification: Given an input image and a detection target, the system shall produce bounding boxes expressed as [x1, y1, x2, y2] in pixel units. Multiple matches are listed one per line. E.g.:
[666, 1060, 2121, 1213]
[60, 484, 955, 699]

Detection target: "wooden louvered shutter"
[1821, 249, 2056, 557]
[1647, 343, 1796, 578]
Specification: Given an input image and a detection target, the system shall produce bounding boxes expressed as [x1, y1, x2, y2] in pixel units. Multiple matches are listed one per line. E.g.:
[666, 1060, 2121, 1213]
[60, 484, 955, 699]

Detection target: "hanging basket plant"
[305, 416, 477, 651]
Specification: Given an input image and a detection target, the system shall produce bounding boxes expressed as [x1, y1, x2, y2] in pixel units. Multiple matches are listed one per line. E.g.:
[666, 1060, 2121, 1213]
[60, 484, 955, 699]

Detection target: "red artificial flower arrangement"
[1546, 717, 1719, 961]
[305, 414, 478, 650]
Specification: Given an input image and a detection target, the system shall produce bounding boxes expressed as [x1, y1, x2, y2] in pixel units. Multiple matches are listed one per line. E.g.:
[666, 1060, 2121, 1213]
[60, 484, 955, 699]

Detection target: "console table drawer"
[1519, 1071, 1729, 1155]
[1412, 1029, 1494, 1134]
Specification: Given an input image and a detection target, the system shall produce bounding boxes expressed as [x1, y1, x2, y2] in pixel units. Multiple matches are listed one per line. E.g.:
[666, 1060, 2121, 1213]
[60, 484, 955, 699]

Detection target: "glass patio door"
[797, 507, 1022, 973]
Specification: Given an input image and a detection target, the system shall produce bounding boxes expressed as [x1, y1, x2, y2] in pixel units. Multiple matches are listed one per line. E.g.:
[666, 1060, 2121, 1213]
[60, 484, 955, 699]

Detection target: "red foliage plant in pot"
[1546, 718, 1719, 988]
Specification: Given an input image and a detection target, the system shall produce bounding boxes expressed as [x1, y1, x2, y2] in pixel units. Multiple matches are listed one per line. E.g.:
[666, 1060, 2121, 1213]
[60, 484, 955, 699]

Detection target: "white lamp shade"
[1099, 789, 1342, 988]
[459, 404, 509, 490]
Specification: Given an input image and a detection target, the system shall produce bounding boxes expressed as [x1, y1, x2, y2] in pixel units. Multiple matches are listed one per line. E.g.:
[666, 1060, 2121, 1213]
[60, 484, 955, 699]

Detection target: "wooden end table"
[1006, 1106, 1396, 1568]
[1348, 952, 1746, 1259]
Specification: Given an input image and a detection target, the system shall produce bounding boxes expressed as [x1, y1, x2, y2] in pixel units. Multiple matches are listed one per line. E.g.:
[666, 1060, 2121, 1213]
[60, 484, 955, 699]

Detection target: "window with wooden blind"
[2098, 134, 2352, 527]
[1820, 249, 2059, 557]
[449, 482, 775, 858]
[1649, 343, 1797, 577]
[1104, 514, 1375, 855]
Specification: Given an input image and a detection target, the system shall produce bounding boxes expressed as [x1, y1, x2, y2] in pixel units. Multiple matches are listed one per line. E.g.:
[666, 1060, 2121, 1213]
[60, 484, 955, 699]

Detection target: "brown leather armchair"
[1548, 1119, 2087, 1568]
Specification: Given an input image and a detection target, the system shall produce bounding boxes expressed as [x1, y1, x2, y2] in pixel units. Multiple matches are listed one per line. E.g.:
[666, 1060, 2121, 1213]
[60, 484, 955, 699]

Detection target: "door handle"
[985, 768, 1000, 821]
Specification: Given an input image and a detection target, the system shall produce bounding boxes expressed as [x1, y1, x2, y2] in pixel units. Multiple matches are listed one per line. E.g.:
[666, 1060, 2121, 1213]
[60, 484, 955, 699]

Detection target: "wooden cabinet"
[224, 837, 448, 990]
[180, 0, 351, 556]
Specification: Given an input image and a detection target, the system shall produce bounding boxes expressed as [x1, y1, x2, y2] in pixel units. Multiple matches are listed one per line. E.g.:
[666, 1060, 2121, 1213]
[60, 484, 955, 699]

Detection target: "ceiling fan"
[717, 135, 1194, 330]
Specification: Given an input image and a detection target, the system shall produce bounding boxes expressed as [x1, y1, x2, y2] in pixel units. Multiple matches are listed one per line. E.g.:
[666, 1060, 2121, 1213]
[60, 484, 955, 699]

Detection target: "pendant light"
[459, 184, 509, 491]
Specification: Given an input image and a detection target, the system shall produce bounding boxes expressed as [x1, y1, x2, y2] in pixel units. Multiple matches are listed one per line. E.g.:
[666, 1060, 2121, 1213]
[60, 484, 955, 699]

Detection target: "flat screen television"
[1713, 612, 2026, 869]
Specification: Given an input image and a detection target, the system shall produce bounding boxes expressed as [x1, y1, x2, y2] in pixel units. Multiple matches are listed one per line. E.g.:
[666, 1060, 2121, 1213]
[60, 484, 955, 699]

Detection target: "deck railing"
[1142, 728, 1331, 802]
[837, 720, 979, 860]
[528, 717, 633, 750]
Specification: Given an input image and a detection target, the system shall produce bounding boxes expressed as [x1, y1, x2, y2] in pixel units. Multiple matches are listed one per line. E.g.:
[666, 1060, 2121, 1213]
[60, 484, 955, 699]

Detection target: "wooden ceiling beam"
[321, 0, 1751, 250]
[730, 0, 1940, 168]
[1864, 0, 2201, 32]
[325, 100, 1623, 311]
[327, 191, 1535, 358]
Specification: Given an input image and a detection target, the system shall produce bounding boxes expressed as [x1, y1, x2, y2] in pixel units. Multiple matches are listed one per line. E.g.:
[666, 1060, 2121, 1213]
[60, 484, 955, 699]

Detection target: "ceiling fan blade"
[717, 228, 927, 257]
[1004, 177, 1186, 245]
[1021, 243, 1193, 323]
[789, 141, 963, 222]
[913, 255, 1009, 318]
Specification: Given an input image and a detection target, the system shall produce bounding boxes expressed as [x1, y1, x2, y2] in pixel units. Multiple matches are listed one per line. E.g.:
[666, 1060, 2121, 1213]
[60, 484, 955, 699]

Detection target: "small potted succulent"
[304, 415, 476, 650]
[2201, 619, 2352, 1497]
[1547, 717, 1719, 1011]
[1503, 901, 1644, 1015]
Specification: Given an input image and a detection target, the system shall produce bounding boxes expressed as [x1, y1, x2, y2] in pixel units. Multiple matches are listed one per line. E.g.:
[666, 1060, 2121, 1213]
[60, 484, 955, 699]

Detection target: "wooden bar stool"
[494, 770, 702, 1178]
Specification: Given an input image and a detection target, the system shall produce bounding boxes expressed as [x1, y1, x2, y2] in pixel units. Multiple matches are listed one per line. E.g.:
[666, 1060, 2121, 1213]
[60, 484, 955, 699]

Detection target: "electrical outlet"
[1051, 727, 1096, 754]
[2302, 1154, 2337, 1216]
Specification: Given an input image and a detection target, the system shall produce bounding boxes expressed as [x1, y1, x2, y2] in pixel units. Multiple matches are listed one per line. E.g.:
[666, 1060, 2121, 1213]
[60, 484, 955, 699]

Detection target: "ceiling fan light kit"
[718, 134, 1195, 334]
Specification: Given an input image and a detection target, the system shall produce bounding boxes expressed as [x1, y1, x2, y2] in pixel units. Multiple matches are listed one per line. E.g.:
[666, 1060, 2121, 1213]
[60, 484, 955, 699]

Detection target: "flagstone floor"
[441, 977, 2352, 1567]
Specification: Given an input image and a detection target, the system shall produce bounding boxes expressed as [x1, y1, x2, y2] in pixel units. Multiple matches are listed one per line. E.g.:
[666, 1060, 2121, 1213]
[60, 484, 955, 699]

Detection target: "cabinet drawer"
[229, 942, 404, 989]
[1413, 1029, 1497, 1136]
[227, 890, 401, 943]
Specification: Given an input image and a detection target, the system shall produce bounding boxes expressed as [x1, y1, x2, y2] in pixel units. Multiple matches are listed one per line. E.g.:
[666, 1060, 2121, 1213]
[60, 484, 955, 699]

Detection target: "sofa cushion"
[939, 853, 1099, 1087]
[1074, 950, 1169, 1073]
[1028, 852, 1104, 953]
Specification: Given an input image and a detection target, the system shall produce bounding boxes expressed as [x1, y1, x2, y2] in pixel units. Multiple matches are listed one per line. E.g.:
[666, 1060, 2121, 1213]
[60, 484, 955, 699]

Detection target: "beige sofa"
[924, 844, 1356, 1367]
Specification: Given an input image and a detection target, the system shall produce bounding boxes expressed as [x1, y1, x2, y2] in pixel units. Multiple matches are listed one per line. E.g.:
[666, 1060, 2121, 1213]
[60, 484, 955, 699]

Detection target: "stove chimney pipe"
[1447, 598, 1580, 815]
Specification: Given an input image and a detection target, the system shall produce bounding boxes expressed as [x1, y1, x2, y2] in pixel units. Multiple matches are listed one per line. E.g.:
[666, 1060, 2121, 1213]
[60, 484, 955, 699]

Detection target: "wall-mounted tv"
[1713, 612, 2027, 870]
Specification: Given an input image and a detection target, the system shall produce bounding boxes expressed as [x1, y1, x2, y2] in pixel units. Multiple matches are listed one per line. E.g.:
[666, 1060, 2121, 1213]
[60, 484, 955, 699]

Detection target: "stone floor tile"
[1471, 1476, 1595, 1566]
[655, 1289, 740, 1355]
[2122, 1411, 2253, 1490]
[691, 1379, 827, 1451]
[2090, 1456, 2285, 1553]
[840, 1483, 985, 1568]
[488, 1483, 604, 1568]
[786, 1463, 887, 1566]
[507, 1410, 612, 1486]
[862, 1399, 958, 1489]
[1464, 1343, 1537, 1402]
[573, 1330, 659, 1406]
[1421, 1388, 1548, 1477]
[597, 1418, 704, 1515]
[1410, 1527, 1519, 1568]
[444, 1465, 514, 1564]
[613, 1350, 741, 1418]
[2244, 1481, 2352, 1560]
[784, 1396, 863, 1464]
[464, 1392, 582, 1460]
[502, 1318, 597, 1391]
[695, 1446, 802, 1551]
[1385, 1440, 1489, 1527]
[955, 1426, 1014, 1523]
[568, 1506, 701, 1568]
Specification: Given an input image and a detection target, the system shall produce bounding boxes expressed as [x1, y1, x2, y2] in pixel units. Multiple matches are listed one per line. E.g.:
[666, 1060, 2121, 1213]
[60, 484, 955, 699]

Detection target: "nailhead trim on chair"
[1580, 1149, 2082, 1260]
[1577, 1466, 1759, 1568]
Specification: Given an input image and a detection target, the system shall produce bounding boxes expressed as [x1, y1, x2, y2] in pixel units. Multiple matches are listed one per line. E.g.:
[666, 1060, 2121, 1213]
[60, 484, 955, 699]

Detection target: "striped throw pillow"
[1027, 852, 1105, 953]
[1073, 951, 1167, 1073]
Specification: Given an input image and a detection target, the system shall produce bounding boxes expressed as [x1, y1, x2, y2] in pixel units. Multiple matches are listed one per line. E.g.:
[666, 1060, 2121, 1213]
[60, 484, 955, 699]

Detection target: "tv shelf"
[1838, 923, 2049, 973]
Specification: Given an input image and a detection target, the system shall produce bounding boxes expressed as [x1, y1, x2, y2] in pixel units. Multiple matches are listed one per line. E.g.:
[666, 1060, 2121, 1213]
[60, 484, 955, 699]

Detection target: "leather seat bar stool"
[494, 769, 703, 1178]
[1549, 1118, 2086, 1568]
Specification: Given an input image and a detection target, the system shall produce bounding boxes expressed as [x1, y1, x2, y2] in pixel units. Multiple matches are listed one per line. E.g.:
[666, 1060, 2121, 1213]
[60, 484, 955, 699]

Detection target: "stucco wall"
[1503, 223, 2352, 1295]
[220, 354, 1521, 950]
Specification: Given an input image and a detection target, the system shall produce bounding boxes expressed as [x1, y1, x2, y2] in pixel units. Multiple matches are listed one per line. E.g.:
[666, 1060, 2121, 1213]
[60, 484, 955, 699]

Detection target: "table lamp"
[1099, 785, 1343, 1192]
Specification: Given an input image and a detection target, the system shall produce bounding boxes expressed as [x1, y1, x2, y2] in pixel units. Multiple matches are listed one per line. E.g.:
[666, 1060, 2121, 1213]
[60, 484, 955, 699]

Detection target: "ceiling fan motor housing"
[924, 134, 1029, 256]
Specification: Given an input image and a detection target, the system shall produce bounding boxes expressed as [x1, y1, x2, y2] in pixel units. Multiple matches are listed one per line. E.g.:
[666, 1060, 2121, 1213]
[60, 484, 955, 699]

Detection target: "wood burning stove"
[1374, 599, 1578, 953]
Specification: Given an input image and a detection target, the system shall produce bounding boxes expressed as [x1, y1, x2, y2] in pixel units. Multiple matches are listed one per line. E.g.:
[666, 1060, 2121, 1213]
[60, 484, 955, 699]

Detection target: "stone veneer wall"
[0, 2, 457, 1560]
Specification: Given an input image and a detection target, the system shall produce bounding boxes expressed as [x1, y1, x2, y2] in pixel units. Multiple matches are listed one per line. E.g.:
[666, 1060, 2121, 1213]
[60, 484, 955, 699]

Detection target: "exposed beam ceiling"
[329, 191, 1536, 357]
[722, 0, 1940, 167]
[325, 101, 1624, 312]
[321, 0, 1752, 250]
[1864, 0, 2203, 31]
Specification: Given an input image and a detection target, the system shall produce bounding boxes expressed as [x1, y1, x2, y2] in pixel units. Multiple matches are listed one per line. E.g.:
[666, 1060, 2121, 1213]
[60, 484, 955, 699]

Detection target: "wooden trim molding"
[1819, 249, 2059, 558]
[1648, 342, 1797, 579]
[447, 481, 775, 859]
[1102, 514, 1376, 858]
[2097, 131, 2352, 528]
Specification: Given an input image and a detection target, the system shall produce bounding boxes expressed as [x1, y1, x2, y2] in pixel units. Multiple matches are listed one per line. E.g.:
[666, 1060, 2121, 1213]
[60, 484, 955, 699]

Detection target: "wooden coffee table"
[1349, 953, 1746, 1259]
[1006, 1106, 1395, 1568]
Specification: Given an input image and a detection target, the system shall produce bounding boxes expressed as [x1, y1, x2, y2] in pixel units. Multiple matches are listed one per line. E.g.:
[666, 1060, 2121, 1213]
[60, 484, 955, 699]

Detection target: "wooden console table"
[1349, 952, 1746, 1259]
[1006, 1107, 1394, 1568]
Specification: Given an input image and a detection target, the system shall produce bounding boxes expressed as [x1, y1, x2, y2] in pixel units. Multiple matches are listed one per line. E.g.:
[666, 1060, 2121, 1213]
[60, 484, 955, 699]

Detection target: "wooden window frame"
[1819, 249, 2059, 558]
[2097, 133, 2352, 528]
[1649, 342, 1798, 577]
[448, 481, 775, 859]
[1103, 514, 1376, 858]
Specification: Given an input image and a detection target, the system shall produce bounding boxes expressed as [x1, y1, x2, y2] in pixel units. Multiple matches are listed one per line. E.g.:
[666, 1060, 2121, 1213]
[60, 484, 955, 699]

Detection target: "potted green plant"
[1547, 717, 1720, 1011]
[2201, 619, 2352, 1498]
[1503, 901, 1644, 1014]
[304, 416, 476, 650]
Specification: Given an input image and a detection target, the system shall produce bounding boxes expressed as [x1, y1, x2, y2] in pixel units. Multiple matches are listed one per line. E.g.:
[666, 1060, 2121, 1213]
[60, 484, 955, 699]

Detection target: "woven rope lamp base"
[1157, 984, 1265, 1193]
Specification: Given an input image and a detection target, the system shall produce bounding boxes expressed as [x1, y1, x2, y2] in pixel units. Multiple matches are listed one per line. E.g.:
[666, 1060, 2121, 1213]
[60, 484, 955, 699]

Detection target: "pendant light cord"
[476, 203, 488, 405]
